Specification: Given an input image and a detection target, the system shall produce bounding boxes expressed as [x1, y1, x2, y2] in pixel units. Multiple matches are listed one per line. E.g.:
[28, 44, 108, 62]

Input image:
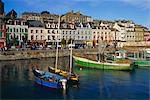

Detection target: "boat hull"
[73, 56, 133, 71]
[133, 60, 150, 67]
[34, 77, 62, 88]
[48, 67, 79, 84]
[32, 68, 66, 89]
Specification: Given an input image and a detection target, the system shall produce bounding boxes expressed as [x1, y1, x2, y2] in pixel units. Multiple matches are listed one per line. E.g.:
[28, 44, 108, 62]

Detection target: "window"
[89, 31, 91, 34]
[52, 30, 54, 33]
[22, 29, 24, 33]
[78, 36, 80, 39]
[36, 30, 38, 33]
[93, 36, 95, 39]
[41, 36, 42, 40]
[16, 29, 18, 32]
[89, 36, 91, 39]
[31, 30, 33, 33]
[41, 30, 43, 33]
[48, 30, 50, 33]
[36, 35, 38, 40]
[85, 31, 87, 34]
[10, 29, 12, 32]
[14, 28, 15, 32]
[25, 28, 28, 32]
[31, 35, 34, 40]
[11, 35, 13, 39]
[48, 35, 50, 40]
[52, 36, 55, 40]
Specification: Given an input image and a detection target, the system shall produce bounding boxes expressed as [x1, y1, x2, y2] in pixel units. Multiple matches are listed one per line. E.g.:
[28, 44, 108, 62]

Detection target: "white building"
[112, 23, 126, 42]
[45, 20, 61, 46]
[60, 22, 92, 47]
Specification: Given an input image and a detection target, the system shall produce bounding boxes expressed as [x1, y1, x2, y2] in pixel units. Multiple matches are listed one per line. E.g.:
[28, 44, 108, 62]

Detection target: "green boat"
[73, 56, 134, 71]
[133, 60, 150, 67]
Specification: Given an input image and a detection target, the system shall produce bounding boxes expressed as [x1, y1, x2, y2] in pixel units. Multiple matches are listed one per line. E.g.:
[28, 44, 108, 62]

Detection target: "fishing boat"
[32, 67, 67, 89]
[127, 49, 150, 67]
[73, 56, 134, 71]
[48, 40, 79, 84]
[133, 60, 150, 67]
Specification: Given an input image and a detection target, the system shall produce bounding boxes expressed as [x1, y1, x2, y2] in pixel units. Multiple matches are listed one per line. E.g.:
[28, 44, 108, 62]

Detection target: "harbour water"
[1, 57, 149, 99]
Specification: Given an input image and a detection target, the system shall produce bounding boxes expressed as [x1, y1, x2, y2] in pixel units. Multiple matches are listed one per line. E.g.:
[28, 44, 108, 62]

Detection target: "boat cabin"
[115, 50, 127, 59]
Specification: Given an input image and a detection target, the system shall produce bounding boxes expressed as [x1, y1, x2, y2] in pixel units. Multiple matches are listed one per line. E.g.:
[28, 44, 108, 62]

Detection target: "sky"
[2, 0, 150, 27]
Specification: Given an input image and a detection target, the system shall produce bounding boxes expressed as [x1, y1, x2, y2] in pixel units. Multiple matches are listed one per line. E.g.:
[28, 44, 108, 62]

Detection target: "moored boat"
[133, 60, 150, 67]
[48, 66, 79, 84]
[48, 39, 79, 84]
[73, 56, 134, 71]
[32, 67, 67, 89]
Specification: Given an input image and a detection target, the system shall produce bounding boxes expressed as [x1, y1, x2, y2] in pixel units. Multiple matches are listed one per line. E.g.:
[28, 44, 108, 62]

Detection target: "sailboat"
[32, 67, 67, 89]
[32, 15, 67, 89]
[48, 16, 79, 84]
[48, 40, 79, 84]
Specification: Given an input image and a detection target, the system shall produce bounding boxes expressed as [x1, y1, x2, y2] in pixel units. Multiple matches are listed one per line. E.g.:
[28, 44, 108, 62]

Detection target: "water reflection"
[0, 57, 149, 99]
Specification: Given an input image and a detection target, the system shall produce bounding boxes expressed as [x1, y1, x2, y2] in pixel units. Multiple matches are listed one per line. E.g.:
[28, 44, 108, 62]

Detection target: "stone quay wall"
[0, 49, 98, 61]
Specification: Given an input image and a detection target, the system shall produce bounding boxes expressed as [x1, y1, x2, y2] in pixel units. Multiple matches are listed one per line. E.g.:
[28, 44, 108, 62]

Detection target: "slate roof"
[27, 20, 44, 27]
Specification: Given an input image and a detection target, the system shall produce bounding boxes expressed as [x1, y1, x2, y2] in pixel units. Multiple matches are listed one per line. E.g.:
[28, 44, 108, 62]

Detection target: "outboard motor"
[60, 79, 67, 90]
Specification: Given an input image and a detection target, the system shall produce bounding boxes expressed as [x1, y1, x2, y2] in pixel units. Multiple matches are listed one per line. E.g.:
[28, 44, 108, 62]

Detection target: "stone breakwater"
[0, 49, 98, 61]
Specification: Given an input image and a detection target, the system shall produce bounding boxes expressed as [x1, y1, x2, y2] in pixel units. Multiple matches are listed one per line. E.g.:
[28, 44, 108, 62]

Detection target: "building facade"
[92, 26, 113, 46]
[61, 11, 92, 23]
[28, 27, 46, 46]
[22, 12, 59, 22]
[45, 20, 61, 46]
[134, 25, 144, 42]
[144, 29, 150, 41]
[112, 23, 126, 42]
[0, 17, 6, 48]
[6, 19, 28, 47]
[61, 22, 92, 46]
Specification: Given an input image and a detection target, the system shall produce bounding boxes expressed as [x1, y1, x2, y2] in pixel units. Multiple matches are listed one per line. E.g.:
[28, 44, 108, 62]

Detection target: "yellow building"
[134, 25, 144, 42]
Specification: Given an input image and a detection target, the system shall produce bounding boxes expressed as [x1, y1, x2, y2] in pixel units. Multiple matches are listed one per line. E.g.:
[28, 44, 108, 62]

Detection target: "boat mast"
[69, 39, 73, 75]
[55, 15, 60, 72]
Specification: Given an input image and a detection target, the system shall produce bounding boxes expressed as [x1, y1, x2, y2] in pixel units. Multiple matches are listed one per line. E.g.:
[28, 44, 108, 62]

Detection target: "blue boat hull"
[34, 77, 62, 88]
